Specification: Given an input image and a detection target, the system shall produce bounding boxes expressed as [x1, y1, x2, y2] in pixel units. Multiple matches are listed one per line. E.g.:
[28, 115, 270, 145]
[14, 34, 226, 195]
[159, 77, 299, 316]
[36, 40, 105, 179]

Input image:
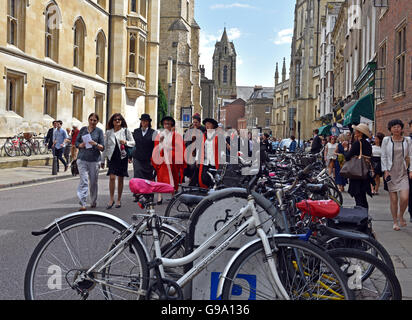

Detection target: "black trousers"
[354, 192, 368, 210]
[54, 148, 67, 170]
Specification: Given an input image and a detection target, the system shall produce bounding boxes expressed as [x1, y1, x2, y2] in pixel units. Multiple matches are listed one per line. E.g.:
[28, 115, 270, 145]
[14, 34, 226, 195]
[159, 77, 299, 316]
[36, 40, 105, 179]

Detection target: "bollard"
[52, 156, 58, 175]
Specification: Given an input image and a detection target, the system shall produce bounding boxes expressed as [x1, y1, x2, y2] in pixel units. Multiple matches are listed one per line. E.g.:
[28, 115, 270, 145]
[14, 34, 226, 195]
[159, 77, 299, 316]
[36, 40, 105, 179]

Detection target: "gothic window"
[96, 31, 106, 77]
[138, 35, 146, 76]
[7, 0, 26, 50]
[128, 33, 137, 73]
[131, 0, 137, 13]
[6, 70, 25, 117]
[73, 18, 86, 70]
[95, 92, 105, 121]
[72, 87, 84, 121]
[394, 25, 406, 94]
[223, 65, 228, 83]
[45, 2, 60, 62]
[295, 62, 301, 98]
[44, 80, 58, 119]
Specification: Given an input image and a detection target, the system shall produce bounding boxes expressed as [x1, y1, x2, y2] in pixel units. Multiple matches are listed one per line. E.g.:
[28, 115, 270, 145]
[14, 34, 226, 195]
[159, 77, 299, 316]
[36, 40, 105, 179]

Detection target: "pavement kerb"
[0, 168, 107, 189]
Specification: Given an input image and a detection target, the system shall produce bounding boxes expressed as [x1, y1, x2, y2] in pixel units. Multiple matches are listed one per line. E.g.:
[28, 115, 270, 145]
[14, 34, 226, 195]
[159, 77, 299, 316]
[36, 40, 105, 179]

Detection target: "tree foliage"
[157, 81, 168, 129]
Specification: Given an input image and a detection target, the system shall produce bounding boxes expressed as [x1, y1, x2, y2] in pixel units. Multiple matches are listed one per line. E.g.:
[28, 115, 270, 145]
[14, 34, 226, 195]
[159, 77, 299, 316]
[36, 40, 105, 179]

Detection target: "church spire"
[221, 27, 229, 43]
[282, 58, 287, 82]
[275, 63, 279, 85]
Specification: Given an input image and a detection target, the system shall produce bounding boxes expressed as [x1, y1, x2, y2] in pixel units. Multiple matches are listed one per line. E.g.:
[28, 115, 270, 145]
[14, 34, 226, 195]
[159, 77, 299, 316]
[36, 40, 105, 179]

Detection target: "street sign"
[181, 107, 192, 128]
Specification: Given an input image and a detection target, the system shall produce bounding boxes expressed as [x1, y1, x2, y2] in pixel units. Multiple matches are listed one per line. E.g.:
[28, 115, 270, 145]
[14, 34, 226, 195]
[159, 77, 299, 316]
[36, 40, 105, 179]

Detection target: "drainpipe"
[316, 0, 320, 66]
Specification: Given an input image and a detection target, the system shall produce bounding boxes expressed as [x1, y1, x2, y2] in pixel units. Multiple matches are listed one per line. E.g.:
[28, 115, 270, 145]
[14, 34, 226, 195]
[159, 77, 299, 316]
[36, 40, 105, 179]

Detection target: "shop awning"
[343, 94, 374, 126]
[318, 124, 332, 136]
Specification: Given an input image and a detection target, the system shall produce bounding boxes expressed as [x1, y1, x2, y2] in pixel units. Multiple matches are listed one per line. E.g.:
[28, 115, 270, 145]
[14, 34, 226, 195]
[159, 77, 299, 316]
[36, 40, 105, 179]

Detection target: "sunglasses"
[114, 118, 122, 122]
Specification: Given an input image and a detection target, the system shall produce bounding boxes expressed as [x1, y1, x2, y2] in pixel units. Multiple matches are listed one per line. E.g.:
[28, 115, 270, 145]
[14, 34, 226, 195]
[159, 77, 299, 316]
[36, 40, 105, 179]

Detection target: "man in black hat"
[131, 114, 156, 183]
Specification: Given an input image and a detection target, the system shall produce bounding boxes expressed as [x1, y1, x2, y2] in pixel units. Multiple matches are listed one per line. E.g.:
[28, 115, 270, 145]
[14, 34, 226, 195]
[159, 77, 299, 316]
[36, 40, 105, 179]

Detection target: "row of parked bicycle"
[1, 133, 51, 157]
[24, 150, 402, 300]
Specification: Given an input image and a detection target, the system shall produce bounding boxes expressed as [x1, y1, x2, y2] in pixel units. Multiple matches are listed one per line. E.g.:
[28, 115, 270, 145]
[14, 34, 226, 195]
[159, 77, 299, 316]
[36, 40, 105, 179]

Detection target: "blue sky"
[195, 0, 295, 87]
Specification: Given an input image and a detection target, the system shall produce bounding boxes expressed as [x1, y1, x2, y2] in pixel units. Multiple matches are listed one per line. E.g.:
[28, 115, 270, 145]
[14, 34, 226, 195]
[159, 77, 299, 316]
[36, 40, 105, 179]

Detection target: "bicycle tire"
[327, 248, 402, 300]
[327, 183, 343, 206]
[164, 189, 207, 218]
[31, 139, 40, 155]
[20, 142, 32, 157]
[3, 141, 17, 157]
[322, 234, 395, 275]
[24, 215, 149, 300]
[221, 237, 354, 300]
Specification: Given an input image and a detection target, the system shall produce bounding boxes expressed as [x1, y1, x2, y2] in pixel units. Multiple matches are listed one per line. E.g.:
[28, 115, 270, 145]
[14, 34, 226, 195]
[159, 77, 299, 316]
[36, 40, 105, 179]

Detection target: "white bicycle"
[24, 177, 353, 300]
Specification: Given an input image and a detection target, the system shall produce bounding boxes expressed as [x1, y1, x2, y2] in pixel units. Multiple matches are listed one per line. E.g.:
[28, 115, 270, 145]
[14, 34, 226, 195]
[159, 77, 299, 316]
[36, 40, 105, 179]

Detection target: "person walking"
[371, 132, 385, 195]
[102, 113, 135, 209]
[52, 120, 69, 172]
[408, 120, 412, 222]
[70, 124, 80, 161]
[345, 123, 374, 210]
[381, 120, 412, 231]
[325, 135, 338, 177]
[334, 134, 348, 192]
[289, 135, 297, 152]
[310, 129, 323, 154]
[64, 128, 72, 164]
[45, 120, 57, 153]
[75, 113, 105, 211]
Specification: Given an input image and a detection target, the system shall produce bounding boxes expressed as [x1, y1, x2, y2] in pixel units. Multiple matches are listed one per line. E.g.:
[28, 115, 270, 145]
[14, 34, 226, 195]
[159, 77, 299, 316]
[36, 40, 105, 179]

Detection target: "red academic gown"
[198, 132, 220, 189]
[152, 130, 186, 192]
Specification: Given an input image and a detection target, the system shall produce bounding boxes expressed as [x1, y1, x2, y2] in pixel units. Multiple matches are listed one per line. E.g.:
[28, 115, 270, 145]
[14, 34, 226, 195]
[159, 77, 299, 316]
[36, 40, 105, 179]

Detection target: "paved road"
[1, 172, 412, 299]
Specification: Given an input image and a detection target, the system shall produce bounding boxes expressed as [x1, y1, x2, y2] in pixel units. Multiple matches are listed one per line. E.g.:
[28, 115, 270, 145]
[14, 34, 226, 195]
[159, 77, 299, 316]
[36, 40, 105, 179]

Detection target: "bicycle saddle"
[296, 200, 340, 219]
[129, 178, 174, 194]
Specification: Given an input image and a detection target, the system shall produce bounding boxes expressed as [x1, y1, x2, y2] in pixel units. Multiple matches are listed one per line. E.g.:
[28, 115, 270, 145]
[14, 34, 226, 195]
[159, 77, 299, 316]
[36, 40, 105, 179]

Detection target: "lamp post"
[167, 57, 173, 117]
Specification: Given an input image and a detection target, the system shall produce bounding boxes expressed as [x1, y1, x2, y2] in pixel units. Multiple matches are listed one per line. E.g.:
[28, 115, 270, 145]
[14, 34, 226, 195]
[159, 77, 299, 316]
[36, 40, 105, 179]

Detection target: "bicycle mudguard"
[30, 211, 151, 262]
[317, 224, 370, 240]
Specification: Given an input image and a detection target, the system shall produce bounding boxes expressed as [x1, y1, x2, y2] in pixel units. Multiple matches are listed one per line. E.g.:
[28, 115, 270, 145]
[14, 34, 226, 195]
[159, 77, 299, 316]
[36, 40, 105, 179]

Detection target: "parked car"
[278, 138, 304, 151]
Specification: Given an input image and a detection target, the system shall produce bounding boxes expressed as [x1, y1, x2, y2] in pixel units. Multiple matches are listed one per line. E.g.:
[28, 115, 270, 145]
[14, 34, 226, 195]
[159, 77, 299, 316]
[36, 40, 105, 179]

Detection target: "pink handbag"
[129, 178, 174, 194]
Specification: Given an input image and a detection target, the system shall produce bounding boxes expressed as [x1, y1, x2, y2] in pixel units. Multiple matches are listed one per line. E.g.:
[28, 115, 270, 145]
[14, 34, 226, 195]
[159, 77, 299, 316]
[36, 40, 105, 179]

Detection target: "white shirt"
[326, 142, 337, 160]
[142, 128, 148, 136]
[204, 131, 215, 166]
[372, 145, 381, 157]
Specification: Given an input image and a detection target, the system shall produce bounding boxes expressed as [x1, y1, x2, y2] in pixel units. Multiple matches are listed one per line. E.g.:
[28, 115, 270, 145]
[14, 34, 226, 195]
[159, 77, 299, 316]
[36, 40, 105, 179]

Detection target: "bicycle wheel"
[3, 141, 17, 157]
[31, 140, 40, 155]
[323, 234, 395, 276]
[20, 142, 32, 157]
[39, 140, 48, 154]
[327, 248, 402, 300]
[24, 215, 149, 300]
[221, 237, 354, 300]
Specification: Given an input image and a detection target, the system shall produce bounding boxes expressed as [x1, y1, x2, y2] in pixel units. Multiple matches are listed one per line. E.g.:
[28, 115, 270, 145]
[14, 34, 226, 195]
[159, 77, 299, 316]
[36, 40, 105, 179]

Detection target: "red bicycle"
[3, 133, 32, 157]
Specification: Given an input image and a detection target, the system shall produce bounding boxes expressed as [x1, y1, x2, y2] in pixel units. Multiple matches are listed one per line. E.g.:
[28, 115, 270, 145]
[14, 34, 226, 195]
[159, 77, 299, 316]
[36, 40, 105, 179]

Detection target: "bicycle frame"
[151, 196, 290, 300]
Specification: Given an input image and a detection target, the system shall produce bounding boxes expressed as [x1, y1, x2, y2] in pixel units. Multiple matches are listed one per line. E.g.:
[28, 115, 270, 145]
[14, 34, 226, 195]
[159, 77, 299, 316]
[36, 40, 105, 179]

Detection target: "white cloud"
[199, 28, 242, 79]
[210, 3, 257, 10]
[274, 28, 293, 45]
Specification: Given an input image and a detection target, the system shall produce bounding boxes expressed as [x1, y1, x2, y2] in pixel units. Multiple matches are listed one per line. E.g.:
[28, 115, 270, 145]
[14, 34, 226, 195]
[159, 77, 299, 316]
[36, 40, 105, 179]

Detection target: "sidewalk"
[343, 191, 412, 299]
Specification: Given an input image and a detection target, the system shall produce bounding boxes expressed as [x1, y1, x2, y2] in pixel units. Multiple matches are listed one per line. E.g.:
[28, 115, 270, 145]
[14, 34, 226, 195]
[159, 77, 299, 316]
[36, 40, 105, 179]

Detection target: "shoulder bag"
[340, 140, 370, 179]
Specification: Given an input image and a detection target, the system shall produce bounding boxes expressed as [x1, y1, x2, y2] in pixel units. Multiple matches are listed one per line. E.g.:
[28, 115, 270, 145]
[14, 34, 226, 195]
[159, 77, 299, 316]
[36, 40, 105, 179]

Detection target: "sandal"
[393, 224, 400, 231]
[400, 221, 407, 227]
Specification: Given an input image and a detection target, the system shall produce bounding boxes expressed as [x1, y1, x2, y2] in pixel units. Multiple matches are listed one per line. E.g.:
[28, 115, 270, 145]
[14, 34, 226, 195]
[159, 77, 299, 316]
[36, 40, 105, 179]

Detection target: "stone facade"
[213, 28, 237, 100]
[200, 65, 216, 119]
[245, 86, 274, 134]
[375, 1, 412, 133]
[0, 0, 161, 137]
[272, 59, 290, 139]
[158, 0, 202, 127]
[289, 0, 327, 140]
